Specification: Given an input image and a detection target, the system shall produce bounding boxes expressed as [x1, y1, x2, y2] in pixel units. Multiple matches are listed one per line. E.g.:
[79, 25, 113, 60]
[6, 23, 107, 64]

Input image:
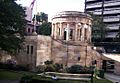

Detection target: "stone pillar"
[80, 27, 82, 41]
[84, 24, 89, 42]
[51, 23, 54, 37]
[78, 23, 82, 41]
[60, 23, 62, 39]
[61, 23, 66, 40]
[54, 23, 57, 39]
[81, 24, 84, 42]
[66, 23, 70, 40]
[75, 23, 78, 41]
[88, 25, 91, 42]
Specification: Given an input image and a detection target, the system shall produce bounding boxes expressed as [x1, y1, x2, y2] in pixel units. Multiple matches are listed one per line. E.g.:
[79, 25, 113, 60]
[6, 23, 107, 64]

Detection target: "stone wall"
[36, 35, 51, 66]
[51, 39, 101, 68]
[114, 61, 120, 75]
[17, 35, 51, 70]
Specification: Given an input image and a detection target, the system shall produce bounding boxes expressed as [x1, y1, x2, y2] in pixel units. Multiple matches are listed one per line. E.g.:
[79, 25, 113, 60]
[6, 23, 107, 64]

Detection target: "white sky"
[16, 0, 85, 21]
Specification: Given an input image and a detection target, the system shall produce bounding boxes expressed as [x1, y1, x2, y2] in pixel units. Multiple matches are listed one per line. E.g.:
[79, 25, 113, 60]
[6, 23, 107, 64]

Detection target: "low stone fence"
[38, 72, 93, 83]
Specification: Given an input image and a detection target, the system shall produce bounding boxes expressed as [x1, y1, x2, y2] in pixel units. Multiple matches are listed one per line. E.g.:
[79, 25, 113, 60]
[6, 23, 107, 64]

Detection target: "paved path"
[105, 73, 120, 83]
[0, 80, 19, 83]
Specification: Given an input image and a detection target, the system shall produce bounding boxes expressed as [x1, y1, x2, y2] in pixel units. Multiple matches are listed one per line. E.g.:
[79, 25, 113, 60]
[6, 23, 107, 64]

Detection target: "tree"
[32, 12, 48, 24]
[114, 25, 120, 42]
[90, 13, 108, 42]
[38, 22, 51, 36]
[0, 0, 26, 54]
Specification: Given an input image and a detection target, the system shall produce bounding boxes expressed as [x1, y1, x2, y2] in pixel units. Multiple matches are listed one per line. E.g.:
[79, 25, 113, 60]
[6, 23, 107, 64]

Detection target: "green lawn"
[0, 70, 113, 83]
[32, 75, 113, 83]
[0, 69, 35, 80]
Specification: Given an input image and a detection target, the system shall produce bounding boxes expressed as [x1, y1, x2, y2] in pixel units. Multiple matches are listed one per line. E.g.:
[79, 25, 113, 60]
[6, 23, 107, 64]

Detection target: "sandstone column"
[54, 23, 57, 39]
[66, 23, 70, 40]
[81, 24, 85, 42]
[88, 25, 91, 42]
[51, 23, 54, 37]
[60, 23, 62, 39]
[75, 23, 78, 41]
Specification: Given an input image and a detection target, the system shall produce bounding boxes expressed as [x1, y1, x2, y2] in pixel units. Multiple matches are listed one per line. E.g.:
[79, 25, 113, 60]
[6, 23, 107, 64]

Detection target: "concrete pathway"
[105, 73, 120, 83]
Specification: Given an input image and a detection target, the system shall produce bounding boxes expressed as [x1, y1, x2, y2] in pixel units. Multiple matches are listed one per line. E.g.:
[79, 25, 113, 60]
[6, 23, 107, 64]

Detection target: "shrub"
[97, 69, 104, 78]
[54, 63, 63, 72]
[45, 64, 56, 72]
[36, 65, 45, 73]
[20, 75, 33, 83]
[0, 62, 29, 71]
[67, 65, 93, 74]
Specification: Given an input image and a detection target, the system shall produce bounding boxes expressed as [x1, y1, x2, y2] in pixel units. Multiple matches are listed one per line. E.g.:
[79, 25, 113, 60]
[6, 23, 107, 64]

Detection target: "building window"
[59, 28, 60, 35]
[32, 28, 34, 32]
[31, 46, 34, 54]
[77, 29, 79, 40]
[64, 31, 67, 40]
[78, 57, 81, 61]
[80, 28, 82, 39]
[27, 45, 29, 54]
[70, 29, 73, 39]
[28, 28, 30, 33]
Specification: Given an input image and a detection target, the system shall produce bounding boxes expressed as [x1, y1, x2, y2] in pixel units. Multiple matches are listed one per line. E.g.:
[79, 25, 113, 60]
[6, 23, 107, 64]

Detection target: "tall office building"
[85, 0, 120, 42]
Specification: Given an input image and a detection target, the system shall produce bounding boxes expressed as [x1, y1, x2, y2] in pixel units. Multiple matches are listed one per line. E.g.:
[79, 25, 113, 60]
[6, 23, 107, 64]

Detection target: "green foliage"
[32, 12, 48, 24]
[97, 69, 104, 78]
[88, 13, 108, 42]
[38, 22, 51, 36]
[67, 65, 93, 74]
[0, 0, 26, 54]
[36, 65, 45, 73]
[44, 60, 53, 65]
[41, 61, 63, 72]
[0, 70, 35, 80]
[0, 62, 29, 71]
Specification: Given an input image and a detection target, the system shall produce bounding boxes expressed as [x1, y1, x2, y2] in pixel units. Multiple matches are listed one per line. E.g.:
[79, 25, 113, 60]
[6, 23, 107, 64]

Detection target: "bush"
[20, 75, 33, 83]
[97, 69, 104, 78]
[67, 65, 93, 74]
[36, 65, 45, 73]
[0, 62, 29, 71]
[45, 64, 56, 72]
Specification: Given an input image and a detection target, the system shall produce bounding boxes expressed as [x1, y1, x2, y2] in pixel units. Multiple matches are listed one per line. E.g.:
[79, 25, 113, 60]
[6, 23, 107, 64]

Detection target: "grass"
[0, 70, 113, 83]
[32, 75, 113, 83]
[0, 69, 35, 80]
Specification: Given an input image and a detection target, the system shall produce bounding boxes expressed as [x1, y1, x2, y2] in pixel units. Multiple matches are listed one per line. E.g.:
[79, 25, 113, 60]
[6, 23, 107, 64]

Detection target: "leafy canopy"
[0, 0, 26, 54]
[90, 13, 108, 42]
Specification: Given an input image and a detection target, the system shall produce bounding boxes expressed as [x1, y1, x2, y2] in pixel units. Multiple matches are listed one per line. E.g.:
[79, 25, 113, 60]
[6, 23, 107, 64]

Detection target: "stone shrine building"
[51, 11, 97, 67]
[16, 11, 102, 70]
[17, 11, 102, 70]
[1, 11, 120, 75]
[0, 11, 102, 70]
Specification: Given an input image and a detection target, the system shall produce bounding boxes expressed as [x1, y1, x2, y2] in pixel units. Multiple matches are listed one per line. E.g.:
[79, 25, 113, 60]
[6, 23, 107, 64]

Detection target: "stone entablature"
[51, 11, 92, 43]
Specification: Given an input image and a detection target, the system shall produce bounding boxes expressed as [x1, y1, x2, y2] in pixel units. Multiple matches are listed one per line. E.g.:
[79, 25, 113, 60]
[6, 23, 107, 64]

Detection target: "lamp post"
[85, 45, 87, 67]
[101, 0, 105, 42]
[65, 27, 69, 67]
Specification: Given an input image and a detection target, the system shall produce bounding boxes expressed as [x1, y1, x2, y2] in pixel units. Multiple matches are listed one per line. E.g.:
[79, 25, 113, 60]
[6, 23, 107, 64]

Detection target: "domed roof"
[52, 11, 92, 20]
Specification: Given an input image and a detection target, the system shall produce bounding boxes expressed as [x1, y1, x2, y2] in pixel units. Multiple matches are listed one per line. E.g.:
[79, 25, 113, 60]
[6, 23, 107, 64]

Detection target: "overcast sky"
[16, 0, 85, 21]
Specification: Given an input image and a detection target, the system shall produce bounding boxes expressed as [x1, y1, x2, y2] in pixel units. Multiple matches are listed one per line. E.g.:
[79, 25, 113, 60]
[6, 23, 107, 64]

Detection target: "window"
[32, 28, 34, 32]
[78, 57, 81, 61]
[31, 46, 34, 54]
[27, 45, 29, 54]
[70, 29, 73, 39]
[64, 31, 67, 40]
[59, 28, 60, 35]
[28, 28, 30, 33]
[80, 28, 82, 40]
